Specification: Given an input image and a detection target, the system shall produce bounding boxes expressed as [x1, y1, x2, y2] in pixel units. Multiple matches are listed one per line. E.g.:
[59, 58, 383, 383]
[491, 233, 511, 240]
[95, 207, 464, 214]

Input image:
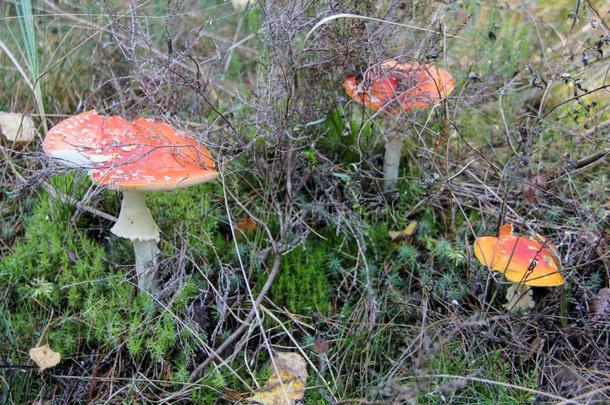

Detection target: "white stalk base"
[504, 284, 535, 313]
[383, 136, 404, 192]
[133, 240, 160, 293]
[110, 191, 161, 293]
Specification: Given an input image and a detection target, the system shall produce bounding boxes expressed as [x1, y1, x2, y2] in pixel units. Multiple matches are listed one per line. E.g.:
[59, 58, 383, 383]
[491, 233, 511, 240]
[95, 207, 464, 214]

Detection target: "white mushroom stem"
[504, 284, 535, 313]
[132, 240, 160, 293]
[383, 135, 404, 192]
[110, 190, 161, 293]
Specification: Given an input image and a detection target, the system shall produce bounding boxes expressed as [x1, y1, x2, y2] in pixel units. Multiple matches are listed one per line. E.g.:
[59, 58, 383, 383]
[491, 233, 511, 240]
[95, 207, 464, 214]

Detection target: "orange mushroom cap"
[43, 110, 218, 191]
[473, 224, 564, 287]
[343, 60, 455, 115]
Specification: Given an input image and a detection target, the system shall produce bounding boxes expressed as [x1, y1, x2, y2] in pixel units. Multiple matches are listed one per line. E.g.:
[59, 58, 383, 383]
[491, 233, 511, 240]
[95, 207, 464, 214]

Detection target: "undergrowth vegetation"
[1, 0, 609, 403]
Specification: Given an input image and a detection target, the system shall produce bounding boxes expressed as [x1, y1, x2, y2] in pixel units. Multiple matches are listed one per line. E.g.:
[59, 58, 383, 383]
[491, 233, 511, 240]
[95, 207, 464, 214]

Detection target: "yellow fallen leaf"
[272, 352, 307, 383]
[0, 112, 36, 142]
[247, 370, 304, 405]
[29, 344, 61, 372]
[246, 352, 308, 405]
[388, 220, 418, 244]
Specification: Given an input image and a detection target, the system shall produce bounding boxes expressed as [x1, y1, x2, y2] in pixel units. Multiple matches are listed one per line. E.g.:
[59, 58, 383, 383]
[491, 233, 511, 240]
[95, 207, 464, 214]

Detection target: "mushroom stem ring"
[111, 191, 161, 292]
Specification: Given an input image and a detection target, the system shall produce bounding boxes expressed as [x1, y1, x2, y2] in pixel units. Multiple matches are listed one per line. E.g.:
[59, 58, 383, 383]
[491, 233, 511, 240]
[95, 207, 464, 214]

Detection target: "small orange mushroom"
[44, 110, 218, 293]
[343, 60, 455, 190]
[473, 223, 564, 312]
[343, 60, 455, 115]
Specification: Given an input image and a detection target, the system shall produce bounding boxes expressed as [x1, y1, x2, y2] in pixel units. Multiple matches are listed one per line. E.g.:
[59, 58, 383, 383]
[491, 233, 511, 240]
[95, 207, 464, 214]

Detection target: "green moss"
[1, 191, 107, 354]
[147, 182, 223, 260]
[0, 178, 220, 371]
[191, 369, 226, 403]
[270, 241, 332, 315]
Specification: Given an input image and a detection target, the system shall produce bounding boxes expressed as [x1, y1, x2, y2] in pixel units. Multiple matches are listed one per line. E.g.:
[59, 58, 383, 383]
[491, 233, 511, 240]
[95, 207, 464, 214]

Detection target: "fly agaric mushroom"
[343, 60, 455, 191]
[43, 110, 218, 293]
[473, 223, 564, 313]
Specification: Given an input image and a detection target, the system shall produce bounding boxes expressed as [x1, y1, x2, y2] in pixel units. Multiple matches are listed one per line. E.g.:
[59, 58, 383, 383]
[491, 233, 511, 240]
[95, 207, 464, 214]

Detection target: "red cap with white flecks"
[43, 110, 218, 191]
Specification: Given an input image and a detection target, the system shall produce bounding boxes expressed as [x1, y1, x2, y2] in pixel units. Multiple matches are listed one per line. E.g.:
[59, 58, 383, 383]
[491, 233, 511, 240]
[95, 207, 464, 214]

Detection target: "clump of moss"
[270, 242, 332, 315]
[1, 191, 109, 355]
[0, 180, 217, 370]
[147, 182, 223, 260]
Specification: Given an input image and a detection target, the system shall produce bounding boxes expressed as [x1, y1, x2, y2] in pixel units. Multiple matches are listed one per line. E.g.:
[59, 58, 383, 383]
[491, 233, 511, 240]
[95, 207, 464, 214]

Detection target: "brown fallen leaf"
[313, 335, 329, 355]
[235, 217, 257, 236]
[246, 352, 308, 405]
[389, 220, 417, 244]
[0, 112, 36, 142]
[521, 184, 537, 204]
[591, 287, 610, 323]
[223, 387, 244, 402]
[521, 174, 546, 204]
[29, 344, 61, 372]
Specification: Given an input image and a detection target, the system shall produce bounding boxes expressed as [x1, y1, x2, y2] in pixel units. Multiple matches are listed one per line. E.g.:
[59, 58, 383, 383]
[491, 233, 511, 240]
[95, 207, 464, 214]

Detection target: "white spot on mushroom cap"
[542, 255, 554, 266]
[49, 150, 92, 167]
[89, 154, 115, 163]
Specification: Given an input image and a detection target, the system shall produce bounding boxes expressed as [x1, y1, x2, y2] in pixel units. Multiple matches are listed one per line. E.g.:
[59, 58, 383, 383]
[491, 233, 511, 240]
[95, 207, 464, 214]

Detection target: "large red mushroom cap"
[91, 118, 217, 191]
[343, 60, 455, 115]
[43, 111, 218, 191]
[473, 223, 565, 287]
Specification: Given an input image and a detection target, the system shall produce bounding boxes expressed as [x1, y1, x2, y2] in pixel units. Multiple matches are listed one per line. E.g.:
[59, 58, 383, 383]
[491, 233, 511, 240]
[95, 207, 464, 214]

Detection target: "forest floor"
[1, 1, 609, 403]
